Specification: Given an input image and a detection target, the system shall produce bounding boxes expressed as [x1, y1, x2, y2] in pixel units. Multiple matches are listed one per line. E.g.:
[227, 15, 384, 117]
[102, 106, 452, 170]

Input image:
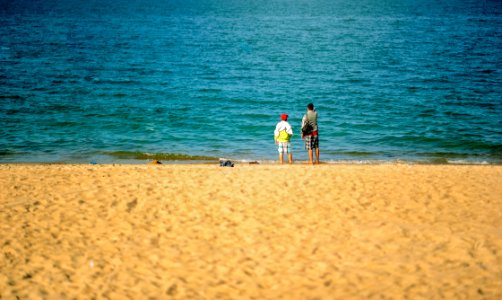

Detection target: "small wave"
[0, 95, 25, 101]
[425, 157, 450, 164]
[336, 151, 375, 157]
[422, 152, 471, 158]
[85, 77, 138, 85]
[103, 151, 219, 161]
[198, 88, 222, 93]
[417, 158, 496, 165]
[239, 113, 270, 119]
[415, 151, 502, 164]
[44, 103, 80, 113]
[112, 93, 128, 98]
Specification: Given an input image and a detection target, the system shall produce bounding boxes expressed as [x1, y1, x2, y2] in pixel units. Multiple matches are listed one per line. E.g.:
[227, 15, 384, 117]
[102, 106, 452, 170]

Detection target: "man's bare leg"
[315, 148, 320, 164]
[279, 153, 283, 164]
[308, 149, 314, 165]
[288, 153, 293, 164]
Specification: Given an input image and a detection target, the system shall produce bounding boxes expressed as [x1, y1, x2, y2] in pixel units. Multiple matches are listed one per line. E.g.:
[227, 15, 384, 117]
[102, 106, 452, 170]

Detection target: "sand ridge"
[1, 164, 501, 299]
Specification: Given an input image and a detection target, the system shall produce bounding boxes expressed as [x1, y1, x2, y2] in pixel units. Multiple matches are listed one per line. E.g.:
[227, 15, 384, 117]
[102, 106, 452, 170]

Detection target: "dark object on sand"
[220, 160, 234, 167]
[148, 160, 162, 165]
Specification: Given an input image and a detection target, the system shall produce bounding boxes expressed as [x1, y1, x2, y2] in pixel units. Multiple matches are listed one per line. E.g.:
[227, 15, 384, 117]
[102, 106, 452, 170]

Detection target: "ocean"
[1, 0, 501, 164]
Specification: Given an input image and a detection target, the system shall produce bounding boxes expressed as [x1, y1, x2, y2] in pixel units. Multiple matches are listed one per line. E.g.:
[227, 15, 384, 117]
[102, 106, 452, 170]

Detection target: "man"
[301, 103, 319, 164]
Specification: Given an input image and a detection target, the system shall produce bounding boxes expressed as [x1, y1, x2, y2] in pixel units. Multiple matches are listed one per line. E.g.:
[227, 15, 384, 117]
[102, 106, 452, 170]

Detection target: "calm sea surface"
[1, 0, 501, 163]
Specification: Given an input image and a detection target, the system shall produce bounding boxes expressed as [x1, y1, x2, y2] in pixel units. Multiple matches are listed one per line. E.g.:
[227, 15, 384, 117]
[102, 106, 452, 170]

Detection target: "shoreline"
[1, 164, 501, 299]
[1, 157, 501, 166]
[2, 150, 501, 166]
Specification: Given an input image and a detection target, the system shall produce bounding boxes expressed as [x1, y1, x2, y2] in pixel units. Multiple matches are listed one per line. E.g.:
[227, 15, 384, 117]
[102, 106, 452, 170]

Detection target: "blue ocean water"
[1, 0, 501, 163]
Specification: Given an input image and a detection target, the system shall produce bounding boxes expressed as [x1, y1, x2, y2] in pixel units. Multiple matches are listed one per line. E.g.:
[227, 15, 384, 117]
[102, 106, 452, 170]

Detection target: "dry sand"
[0, 163, 501, 299]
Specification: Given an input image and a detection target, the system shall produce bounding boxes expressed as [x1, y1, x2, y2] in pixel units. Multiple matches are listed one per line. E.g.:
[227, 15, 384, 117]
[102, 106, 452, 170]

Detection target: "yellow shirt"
[274, 121, 293, 142]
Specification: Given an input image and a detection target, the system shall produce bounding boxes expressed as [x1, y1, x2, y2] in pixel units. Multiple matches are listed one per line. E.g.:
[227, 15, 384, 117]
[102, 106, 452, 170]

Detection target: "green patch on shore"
[105, 151, 219, 161]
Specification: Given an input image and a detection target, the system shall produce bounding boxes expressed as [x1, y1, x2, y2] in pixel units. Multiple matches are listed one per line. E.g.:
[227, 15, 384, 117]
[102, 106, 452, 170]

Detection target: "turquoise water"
[1, 0, 501, 163]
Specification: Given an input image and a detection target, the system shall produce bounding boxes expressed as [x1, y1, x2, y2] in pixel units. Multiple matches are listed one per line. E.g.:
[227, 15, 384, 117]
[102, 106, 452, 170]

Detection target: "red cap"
[281, 114, 288, 121]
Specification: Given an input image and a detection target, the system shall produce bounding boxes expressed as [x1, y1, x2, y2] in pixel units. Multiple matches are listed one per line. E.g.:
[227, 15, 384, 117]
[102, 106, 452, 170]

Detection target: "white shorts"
[277, 142, 291, 154]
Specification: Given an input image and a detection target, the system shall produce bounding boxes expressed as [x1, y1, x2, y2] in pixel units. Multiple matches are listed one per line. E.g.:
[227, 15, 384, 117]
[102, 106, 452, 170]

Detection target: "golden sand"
[0, 164, 501, 299]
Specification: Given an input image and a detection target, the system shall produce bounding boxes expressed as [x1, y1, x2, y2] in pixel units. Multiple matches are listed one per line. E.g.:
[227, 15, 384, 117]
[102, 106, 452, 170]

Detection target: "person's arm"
[301, 115, 306, 138]
[286, 122, 293, 135]
[274, 123, 280, 143]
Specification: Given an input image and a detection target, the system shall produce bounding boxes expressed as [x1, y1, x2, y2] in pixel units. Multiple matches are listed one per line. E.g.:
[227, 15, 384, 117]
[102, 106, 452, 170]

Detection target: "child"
[274, 114, 293, 164]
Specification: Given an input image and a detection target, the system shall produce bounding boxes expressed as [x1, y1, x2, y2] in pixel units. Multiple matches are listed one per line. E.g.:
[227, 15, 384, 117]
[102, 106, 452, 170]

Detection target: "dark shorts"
[304, 134, 319, 150]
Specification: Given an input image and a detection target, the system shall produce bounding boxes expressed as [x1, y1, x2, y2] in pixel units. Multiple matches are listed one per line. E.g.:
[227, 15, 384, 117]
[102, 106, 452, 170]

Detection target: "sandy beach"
[0, 163, 501, 299]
